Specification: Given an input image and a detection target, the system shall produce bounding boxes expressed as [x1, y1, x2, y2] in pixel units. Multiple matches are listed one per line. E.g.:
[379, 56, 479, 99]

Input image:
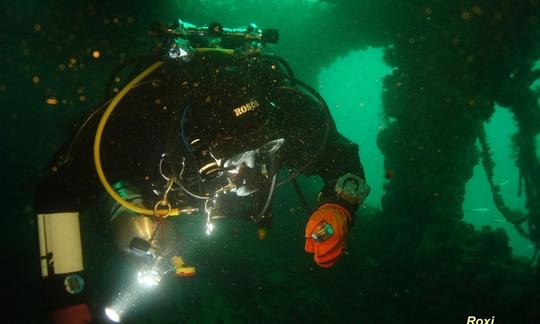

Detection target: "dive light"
[148, 19, 279, 45]
[171, 19, 279, 44]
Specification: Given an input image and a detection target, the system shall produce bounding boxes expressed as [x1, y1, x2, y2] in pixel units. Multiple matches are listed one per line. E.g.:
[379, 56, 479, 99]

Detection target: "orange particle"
[92, 50, 101, 59]
[472, 5, 483, 15]
[46, 98, 58, 105]
[79, 95, 86, 102]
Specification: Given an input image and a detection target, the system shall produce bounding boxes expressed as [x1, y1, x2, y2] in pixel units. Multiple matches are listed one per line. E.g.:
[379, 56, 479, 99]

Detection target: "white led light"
[105, 276, 150, 323]
[206, 222, 214, 235]
[105, 307, 121, 323]
[137, 269, 161, 287]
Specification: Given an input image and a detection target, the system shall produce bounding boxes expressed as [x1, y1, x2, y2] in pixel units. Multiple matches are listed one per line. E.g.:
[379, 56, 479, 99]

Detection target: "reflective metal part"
[168, 38, 195, 61]
[112, 213, 177, 257]
[64, 274, 85, 294]
[335, 173, 371, 205]
[104, 184, 179, 258]
[311, 221, 334, 242]
[205, 197, 216, 235]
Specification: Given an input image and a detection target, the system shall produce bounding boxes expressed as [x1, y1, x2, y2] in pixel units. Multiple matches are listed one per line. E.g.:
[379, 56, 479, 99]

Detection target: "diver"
[34, 20, 370, 323]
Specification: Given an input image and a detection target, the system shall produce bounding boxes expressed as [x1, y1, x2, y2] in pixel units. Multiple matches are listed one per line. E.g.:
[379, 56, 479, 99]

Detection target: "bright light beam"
[105, 270, 161, 322]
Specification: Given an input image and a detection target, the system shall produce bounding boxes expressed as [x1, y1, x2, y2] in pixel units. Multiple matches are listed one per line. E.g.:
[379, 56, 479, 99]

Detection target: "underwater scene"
[3, 0, 540, 323]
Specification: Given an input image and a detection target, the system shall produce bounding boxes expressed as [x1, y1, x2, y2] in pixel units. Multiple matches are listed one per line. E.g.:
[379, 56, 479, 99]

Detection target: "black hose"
[269, 54, 295, 79]
[274, 78, 334, 188]
[291, 176, 311, 215]
[174, 178, 210, 200]
[256, 172, 278, 221]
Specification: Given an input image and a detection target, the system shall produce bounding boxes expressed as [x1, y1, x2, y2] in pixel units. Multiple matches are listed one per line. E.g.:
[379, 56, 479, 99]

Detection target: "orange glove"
[305, 203, 351, 268]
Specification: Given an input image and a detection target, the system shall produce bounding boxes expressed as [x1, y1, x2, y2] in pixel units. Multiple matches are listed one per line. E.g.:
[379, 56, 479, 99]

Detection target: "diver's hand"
[304, 203, 351, 268]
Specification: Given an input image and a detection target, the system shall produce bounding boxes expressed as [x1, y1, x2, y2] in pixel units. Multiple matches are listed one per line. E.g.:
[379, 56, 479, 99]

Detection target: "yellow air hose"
[195, 48, 234, 54]
[93, 49, 235, 217]
[93, 61, 175, 216]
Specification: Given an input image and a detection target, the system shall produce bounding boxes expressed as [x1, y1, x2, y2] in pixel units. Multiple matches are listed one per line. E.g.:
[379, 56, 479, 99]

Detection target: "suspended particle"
[472, 5, 483, 15]
[425, 8, 432, 15]
[462, 11, 472, 20]
[46, 98, 59, 105]
[34, 24, 42, 32]
[92, 50, 101, 59]
[32, 76, 40, 84]
[79, 95, 86, 102]
[59, 64, 66, 71]
[69, 58, 77, 64]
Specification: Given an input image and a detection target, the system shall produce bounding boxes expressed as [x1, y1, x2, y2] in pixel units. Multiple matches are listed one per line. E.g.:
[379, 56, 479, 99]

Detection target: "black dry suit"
[36, 52, 364, 224]
[36, 50, 365, 219]
[34, 50, 367, 316]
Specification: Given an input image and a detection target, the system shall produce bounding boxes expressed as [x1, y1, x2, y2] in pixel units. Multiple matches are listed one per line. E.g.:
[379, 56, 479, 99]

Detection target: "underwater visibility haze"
[2, 0, 540, 323]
